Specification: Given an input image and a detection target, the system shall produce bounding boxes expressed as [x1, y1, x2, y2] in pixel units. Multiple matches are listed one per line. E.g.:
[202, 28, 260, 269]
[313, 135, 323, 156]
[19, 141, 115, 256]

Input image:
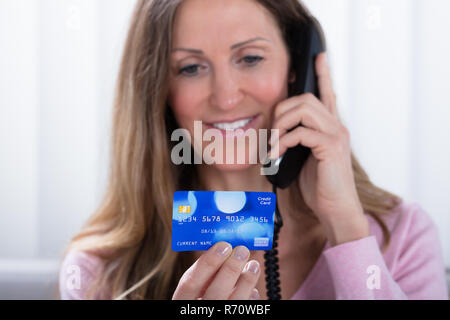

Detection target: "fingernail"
[234, 246, 249, 261]
[250, 289, 260, 300]
[244, 260, 260, 274]
[214, 242, 231, 256]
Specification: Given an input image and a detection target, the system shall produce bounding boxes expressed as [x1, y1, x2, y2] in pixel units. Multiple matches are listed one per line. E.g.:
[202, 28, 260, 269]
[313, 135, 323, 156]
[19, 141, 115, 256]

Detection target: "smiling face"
[168, 0, 294, 170]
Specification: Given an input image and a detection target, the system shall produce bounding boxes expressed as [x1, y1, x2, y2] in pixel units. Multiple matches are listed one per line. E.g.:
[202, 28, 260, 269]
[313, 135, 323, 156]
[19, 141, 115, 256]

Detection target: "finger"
[269, 125, 329, 161]
[315, 53, 338, 119]
[228, 260, 261, 300]
[271, 100, 339, 145]
[172, 242, 232, 300]
[273, 93, 317, 121]
[202, 246, 250, 300]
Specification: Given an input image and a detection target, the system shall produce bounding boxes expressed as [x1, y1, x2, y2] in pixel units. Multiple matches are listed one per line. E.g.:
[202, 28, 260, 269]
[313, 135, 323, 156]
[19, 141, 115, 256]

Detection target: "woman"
[58, 0, 448, 300]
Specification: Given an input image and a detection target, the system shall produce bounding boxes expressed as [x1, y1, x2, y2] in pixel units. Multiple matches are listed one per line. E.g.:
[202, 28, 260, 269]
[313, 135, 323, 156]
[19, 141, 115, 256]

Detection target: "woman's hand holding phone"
[172, 242, 261, 300]
[269, 52, 370, 247]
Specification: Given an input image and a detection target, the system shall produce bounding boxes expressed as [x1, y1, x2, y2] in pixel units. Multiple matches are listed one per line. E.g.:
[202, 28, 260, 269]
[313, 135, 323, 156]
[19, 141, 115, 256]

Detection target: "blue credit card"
[172, 191, 276, 251]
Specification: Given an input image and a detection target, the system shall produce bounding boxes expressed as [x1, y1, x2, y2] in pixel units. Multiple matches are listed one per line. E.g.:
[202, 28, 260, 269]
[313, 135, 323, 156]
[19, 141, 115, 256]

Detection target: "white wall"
[0, 0, 135, 261]
[0, 0, 39, 258]
[1, 0, 449, 269]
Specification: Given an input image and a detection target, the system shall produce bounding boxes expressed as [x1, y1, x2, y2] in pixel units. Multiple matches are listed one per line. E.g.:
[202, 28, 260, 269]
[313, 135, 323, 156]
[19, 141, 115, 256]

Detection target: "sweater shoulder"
[59, 250, 106, 300]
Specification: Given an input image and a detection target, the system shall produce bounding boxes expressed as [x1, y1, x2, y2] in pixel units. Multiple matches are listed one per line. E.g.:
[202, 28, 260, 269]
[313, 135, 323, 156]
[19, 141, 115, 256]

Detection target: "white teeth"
[212, 117, 253, 130]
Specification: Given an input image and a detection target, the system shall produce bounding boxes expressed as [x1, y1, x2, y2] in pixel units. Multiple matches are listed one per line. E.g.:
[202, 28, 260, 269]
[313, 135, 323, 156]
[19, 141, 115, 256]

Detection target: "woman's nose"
[209, 67, 244, 111]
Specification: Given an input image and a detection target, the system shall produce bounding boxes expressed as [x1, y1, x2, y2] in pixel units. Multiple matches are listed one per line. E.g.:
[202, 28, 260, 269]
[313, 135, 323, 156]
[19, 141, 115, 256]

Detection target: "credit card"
[172, 191, 276, 251]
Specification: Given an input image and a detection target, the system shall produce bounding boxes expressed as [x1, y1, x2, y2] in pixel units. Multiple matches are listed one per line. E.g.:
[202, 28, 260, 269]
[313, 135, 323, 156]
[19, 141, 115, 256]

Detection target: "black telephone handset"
[263, 17, 326, 189]
[263, 17, 326, 300]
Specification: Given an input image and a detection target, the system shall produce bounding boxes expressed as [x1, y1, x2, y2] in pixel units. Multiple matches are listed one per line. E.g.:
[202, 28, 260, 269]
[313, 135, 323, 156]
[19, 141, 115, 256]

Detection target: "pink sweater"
[59, 201, 449, 300]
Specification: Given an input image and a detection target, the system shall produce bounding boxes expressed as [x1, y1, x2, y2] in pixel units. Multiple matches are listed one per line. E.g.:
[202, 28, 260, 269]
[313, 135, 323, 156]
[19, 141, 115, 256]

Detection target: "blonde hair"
[59, 0, 401, 300]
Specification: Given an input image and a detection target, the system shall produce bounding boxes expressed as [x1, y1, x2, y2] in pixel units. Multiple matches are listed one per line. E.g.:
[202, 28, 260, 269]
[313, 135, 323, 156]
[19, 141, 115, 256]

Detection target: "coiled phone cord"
[264, 184, 283, 300]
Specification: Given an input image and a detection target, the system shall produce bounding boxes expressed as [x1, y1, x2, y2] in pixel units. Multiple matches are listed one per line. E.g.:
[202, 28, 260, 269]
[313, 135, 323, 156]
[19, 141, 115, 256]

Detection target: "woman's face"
[168, 0, 293, 171]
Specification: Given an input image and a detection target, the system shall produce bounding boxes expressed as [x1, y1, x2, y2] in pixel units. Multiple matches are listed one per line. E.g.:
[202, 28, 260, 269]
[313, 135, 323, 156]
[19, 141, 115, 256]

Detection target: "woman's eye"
[178, 56, 263, 77]
[242, 55, 264, 65]
[178, 64, 200, 77]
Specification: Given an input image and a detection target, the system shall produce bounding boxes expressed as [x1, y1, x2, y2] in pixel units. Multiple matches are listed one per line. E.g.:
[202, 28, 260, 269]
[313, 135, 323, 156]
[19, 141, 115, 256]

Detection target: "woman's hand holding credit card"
[172, 242, 261, 300]
[171, 191, 276, 299]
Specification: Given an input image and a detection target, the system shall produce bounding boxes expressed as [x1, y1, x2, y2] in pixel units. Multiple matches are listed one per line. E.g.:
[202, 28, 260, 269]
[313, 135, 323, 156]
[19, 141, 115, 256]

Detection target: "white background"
[0, 0, 449, 297]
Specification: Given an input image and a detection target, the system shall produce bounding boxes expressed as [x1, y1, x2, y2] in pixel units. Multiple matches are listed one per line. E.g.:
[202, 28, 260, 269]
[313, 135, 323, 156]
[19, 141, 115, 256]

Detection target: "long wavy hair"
[59, 0, 402, 300]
